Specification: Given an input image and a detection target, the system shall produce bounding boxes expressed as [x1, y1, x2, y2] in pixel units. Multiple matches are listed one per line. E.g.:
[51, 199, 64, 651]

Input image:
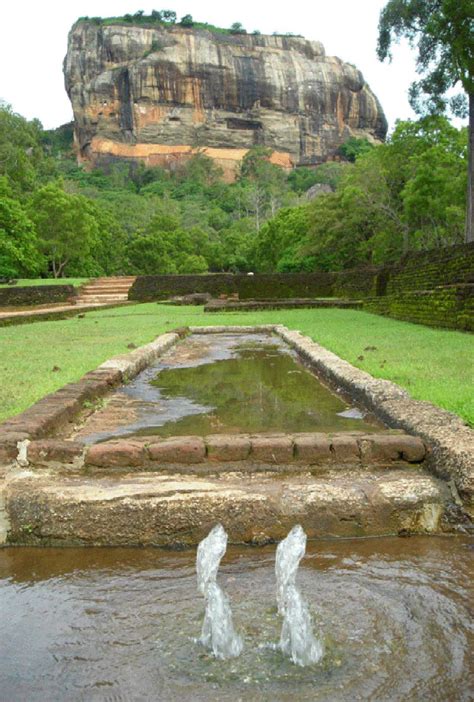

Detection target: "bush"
[230, 22, 247, 34]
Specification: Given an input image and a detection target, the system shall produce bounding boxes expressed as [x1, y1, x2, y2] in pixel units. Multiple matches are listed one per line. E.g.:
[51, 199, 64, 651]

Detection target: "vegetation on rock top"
[74, 10, 302, 37]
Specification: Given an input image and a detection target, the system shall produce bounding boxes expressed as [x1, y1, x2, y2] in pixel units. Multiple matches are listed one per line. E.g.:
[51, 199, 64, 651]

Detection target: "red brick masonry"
[24, 432, 426, 471]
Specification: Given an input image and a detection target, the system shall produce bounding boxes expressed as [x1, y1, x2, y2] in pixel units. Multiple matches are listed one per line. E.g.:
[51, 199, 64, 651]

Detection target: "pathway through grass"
[1, 304, 472, 425]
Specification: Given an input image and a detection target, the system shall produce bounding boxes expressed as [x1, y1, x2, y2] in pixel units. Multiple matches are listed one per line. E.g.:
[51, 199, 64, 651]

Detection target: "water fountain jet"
[196, 524, 243, 659]
[276, 525, 324, 666]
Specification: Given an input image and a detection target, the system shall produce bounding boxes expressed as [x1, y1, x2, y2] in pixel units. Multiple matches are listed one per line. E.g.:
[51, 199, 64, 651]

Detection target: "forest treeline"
[0, 103, 468, 279]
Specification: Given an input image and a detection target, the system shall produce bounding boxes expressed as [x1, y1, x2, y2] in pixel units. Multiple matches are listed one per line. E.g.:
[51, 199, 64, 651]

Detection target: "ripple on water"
[0, 537, 472, 702]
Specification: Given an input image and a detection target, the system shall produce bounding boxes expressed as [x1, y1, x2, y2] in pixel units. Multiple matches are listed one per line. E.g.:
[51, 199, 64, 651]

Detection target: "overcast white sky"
[1, 0, 420, 130]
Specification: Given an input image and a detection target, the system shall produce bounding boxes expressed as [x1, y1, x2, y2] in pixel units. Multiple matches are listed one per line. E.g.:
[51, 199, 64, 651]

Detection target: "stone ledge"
[274, 325, 474, 506]
[4, 469, 451, 546]
[0, 332, 181, 463]
[72, 432, 425, 471]
[98, 331, 179, 379]
[204, 298, 363, 312]
[0, 368, 122, 445]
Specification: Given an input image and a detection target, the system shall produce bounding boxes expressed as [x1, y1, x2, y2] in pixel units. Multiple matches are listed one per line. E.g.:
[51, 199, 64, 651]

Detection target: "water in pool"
[75, 333, 380, 443]
[0, 536, 471, 701]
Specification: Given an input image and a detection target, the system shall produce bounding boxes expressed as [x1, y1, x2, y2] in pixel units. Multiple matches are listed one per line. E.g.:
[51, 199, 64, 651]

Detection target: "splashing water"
[196, 524, 243, 659]
[275, 525, 324, 666]
[196, 523, 227, 596]
[275, 524, 307, 615]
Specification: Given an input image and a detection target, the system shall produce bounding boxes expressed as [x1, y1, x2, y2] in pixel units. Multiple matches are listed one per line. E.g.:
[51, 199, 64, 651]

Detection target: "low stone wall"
[236, 272, 335, 299]
[0, 332, 180, 462]
[363, 284, 474, 331]
[128, 243, 474, 331]
[129, 274, 237, 301]
[129, 271, 356, 301]
[386, 243, 474, 295]
[24, 432, 425, 473]
[0, 285, 76, 307]
[276, 326, 474, 506]
[204, 298, 363, 312]
[332, 267, 380, 298]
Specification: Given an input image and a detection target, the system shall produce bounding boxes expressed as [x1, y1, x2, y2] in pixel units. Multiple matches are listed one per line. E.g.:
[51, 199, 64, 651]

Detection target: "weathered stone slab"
[206, 435, 251, 462]
[27, 440, 84, 467]
[294, 434, 332, 463]
[86, 441, 145, 468]
[148, 436, 206, 464]
[4, 469, 451, 546]
[250, 435, 294, 463]
[359, 435, 425, 463]
[330, 435, 360, 462]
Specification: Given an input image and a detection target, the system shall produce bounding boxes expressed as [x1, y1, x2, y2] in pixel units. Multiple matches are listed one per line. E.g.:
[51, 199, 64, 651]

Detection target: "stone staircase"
[76, 277, 136, 306]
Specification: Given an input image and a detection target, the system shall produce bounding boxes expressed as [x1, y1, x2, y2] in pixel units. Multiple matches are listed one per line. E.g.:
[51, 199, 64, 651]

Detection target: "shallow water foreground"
[0, 537, 472, 701]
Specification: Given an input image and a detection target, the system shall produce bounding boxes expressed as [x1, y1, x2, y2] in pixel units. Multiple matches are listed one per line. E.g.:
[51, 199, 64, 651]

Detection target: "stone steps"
[75, 277, 136, 305]
[3, 468, 451, 546]
[78, 295, 130, 303]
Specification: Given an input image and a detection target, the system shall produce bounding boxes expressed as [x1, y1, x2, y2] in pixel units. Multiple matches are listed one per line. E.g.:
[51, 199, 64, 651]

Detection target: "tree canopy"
[0, 100, 468, 279]
[377, 0, 474, 242]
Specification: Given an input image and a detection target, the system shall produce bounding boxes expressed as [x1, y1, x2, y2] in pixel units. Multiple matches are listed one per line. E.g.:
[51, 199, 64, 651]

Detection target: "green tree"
[0, 179, 44, 277]
[161, 10, 177, 23]
[377, 0, 474, 242]
[230, 22, 246, 34]
[338, 137, 375, 162]
[0, 104, 52, 195]
[239, 147, 293, 229]
[180, 14, 194, 27]
[252, 206, 312, 272]
[29, 182, 98, 277]
[126, 233, 177, 274]
[304, 116, 467, 269]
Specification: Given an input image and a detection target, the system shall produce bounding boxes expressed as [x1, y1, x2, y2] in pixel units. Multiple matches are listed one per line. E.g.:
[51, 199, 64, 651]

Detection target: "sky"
[1, 0, 421, 131]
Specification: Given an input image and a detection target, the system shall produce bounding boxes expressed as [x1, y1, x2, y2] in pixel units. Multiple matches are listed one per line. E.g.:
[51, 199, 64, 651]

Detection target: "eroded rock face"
[64, 21, 388, 177]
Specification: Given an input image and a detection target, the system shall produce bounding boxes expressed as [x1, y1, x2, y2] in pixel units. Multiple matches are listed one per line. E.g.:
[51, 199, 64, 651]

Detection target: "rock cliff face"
[64, 21, 388, 178]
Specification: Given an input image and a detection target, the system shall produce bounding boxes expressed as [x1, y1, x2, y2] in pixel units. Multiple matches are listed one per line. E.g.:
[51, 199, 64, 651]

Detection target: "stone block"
[330, 436, 360, 463]
[250, 435, 294, 463]
[294, 434, 331, 463]
[86, 441, 145, 468]
[148, 436, 206, 464]
[359, 435, 426, 463]
[206, 434, 251, 461]
[28, 440, 84, 465]
[0, 432, 29, 463]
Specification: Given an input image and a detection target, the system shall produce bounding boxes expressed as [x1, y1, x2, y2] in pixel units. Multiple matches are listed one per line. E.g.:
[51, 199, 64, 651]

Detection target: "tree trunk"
[466, 92, 473, 243]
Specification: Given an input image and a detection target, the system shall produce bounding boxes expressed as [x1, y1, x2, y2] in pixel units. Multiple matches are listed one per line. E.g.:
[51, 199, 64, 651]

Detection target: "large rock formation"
[64, 21, 388, 178]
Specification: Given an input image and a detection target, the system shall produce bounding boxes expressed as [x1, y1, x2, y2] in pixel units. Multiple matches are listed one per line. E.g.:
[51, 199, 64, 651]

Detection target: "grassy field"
[0, 278, 88, 288]
[0, 303, 472, 425]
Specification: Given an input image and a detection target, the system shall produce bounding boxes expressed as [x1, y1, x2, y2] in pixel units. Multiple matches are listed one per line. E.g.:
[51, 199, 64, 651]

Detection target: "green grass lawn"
[0, 278, 88, 288]
[1, 303, 472, 425]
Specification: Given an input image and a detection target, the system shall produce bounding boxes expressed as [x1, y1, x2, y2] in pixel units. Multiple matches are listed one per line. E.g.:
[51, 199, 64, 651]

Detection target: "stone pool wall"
[0, 325, 472, 546]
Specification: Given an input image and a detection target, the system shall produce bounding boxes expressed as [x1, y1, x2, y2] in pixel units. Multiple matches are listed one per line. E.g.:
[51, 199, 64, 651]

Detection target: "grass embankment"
[0, 304, 472, 425]
[0, 279, 88, 288]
